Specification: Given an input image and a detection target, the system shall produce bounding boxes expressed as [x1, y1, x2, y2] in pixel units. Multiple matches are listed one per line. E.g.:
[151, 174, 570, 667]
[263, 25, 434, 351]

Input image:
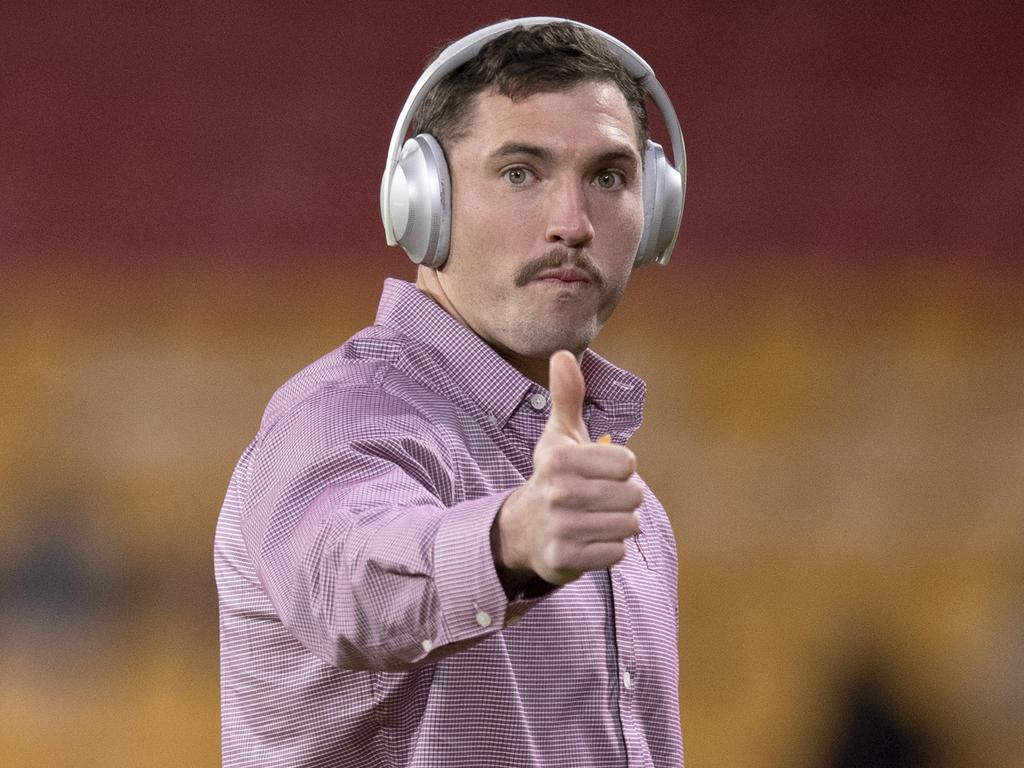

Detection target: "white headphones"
[380, 17, 687, 268]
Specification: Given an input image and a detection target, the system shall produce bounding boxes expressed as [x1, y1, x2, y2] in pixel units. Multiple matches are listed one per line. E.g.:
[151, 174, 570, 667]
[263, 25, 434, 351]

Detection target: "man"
[216, 19, 684, 767]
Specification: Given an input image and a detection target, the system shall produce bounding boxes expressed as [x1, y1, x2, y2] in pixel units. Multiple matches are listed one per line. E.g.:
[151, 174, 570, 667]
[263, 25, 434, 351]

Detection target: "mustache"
[513, 249, 607, 290]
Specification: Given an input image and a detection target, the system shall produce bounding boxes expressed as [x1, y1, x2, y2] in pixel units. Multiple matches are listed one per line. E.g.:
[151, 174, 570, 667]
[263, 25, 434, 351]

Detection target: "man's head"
[411, 22, 653, 385]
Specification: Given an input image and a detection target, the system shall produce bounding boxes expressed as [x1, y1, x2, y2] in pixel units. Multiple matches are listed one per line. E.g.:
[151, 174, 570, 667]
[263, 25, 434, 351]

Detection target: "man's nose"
[544, 180, 595, 248]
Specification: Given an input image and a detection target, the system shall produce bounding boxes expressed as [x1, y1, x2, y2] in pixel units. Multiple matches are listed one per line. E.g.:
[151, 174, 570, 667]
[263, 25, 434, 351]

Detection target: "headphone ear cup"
[634, 140, 683, 267]
[388, 134, 452, 267]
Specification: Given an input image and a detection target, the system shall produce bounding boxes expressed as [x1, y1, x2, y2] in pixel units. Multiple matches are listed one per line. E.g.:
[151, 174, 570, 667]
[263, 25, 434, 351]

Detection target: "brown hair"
[410, 21, 650, 154]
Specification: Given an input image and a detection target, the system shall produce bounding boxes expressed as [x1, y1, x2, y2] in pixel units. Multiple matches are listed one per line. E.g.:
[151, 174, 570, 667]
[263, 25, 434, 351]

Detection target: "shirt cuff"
[433, 490, 519, 642]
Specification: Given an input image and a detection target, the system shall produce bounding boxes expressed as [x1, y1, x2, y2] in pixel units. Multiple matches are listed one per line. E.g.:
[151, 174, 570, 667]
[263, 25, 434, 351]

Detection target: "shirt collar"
[374, 278, 646, 429]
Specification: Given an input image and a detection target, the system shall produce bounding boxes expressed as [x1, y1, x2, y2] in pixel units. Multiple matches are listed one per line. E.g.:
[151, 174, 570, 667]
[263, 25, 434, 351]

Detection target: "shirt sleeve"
[239, 382, 534, 672]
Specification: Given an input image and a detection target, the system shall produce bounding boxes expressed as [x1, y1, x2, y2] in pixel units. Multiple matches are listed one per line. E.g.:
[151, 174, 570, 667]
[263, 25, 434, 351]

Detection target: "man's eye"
[595, 171, 624, 189]
[504, 167, 533, 185]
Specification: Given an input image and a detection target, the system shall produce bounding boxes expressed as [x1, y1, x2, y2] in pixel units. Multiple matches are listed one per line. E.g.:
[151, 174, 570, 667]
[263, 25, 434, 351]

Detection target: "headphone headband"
[381, 17, 686, 265]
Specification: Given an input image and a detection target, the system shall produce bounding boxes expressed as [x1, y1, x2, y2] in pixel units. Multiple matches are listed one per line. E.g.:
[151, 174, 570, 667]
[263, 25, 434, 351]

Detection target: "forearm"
[247, 480, 527, 671]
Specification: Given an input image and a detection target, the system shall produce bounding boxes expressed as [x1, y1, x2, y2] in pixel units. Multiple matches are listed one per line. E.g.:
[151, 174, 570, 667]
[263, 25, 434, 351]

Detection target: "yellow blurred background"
[3, 258, 1021, 767]
[2, 1, 1022, 766]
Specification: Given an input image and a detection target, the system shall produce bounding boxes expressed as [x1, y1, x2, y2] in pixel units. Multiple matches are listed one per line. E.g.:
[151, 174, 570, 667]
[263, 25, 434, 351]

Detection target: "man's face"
[429, 80, 645, 370]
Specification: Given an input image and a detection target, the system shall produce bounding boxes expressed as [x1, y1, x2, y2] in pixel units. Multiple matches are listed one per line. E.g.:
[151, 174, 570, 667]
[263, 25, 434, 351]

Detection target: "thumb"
[546, 350, 588, 443]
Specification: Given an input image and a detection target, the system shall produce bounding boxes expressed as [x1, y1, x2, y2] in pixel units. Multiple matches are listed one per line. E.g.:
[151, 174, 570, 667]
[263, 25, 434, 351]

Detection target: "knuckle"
[551, 479, 585, 508]
[608, 542, 627, 564]
[546, 479, 568, 507]
[545, 539, 574, 570]
[618, 448, 637, 476]
[544, 480, 567, 508]
[547, 513, 572, 541]
[628, 484, 645, 508]
[546, 444, 573, 473]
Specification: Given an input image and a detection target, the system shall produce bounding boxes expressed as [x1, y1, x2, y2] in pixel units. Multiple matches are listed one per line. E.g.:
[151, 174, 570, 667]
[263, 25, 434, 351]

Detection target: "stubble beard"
[504, 249, 629, 358]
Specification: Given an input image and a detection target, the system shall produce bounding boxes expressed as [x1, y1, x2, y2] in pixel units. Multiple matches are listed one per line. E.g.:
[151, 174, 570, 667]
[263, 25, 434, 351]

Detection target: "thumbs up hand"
[493, 351, 643, 587]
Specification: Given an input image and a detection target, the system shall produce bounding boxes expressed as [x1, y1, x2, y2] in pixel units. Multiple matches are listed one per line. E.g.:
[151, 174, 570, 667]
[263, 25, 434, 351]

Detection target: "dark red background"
[4, 0, 1022, 266]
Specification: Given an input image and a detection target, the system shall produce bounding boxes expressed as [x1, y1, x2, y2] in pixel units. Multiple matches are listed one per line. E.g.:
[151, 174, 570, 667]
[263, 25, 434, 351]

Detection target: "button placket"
[609, 568, 637, 698]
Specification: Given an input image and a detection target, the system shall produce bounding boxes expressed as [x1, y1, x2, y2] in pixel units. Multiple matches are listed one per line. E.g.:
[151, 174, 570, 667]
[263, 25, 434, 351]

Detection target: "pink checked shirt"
[215, 278, 683, 767]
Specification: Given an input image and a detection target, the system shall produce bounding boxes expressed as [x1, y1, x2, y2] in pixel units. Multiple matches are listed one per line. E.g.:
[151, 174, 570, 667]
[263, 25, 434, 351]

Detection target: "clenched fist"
[493, 350, 643, 587]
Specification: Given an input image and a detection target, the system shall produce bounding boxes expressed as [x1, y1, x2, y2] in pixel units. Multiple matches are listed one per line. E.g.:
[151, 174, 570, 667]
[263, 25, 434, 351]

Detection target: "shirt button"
[529, 393, 548, 410]
[475, 609, 492, 628]
[622, 670, 633, 689]
[421, 639, 434, 653]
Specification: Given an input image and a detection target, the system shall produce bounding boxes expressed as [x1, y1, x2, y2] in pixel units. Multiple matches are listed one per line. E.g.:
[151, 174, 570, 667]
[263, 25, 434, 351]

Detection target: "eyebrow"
[487, 142, 553, 163]
[486, 142, 641, 169]
[592, 148, 641, 169]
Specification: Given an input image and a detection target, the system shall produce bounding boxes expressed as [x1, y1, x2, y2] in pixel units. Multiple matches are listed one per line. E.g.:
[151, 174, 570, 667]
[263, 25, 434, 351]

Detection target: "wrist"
[491, 487, 527, 572]
[491, 489, 547, 599]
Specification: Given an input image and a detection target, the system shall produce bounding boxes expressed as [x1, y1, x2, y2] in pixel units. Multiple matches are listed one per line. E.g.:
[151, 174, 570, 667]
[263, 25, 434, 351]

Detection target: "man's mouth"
[514, 249, 607, 291]
[532, 267, 591, 284]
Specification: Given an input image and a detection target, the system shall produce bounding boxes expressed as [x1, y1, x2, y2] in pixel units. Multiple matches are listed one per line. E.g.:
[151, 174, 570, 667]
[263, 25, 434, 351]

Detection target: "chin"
[517, 323, 599, 359]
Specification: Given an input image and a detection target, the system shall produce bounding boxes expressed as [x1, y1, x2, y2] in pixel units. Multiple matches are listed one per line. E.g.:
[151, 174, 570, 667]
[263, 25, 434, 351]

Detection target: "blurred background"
[2, 1, 1022, 766]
